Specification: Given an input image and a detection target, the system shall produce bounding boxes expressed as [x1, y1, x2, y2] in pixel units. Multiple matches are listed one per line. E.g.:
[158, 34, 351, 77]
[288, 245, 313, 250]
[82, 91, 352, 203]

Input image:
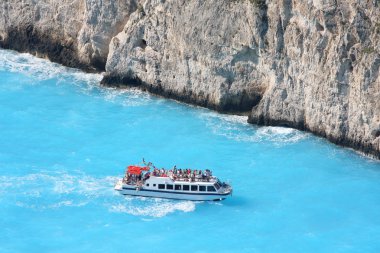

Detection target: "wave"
[198, 111, 308, 144]
[109, 198, 196, 218]
[0, 49, 102, 85]
[0, 172, 117, 195]
[0, 49, 157, 108]
[102, 87, 154, 107]
[15, 200, 89, 210]
[0, 170, 196, 217]
[255, 126, 308, 144]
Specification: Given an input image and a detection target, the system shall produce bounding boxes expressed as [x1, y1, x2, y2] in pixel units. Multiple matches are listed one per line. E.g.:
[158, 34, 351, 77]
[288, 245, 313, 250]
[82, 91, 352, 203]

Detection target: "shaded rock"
[104, 0, 268, 112]
[1, 0, 380, 158]
[0, 0, 141, 71]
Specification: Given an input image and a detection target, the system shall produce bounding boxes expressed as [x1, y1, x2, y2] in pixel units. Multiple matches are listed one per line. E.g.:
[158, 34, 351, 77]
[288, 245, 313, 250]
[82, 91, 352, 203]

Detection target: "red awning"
[127, 165, 150, 175]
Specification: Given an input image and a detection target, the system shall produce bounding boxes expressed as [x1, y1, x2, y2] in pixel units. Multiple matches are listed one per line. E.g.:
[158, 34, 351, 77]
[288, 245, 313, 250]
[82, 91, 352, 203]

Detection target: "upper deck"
[117, 162, 231, 199]
[146, 175, 219, 186]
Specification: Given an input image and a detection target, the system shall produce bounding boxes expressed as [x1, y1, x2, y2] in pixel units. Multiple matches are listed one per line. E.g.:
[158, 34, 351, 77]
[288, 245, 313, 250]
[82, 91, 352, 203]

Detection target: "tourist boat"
[114, 162, 232, 201]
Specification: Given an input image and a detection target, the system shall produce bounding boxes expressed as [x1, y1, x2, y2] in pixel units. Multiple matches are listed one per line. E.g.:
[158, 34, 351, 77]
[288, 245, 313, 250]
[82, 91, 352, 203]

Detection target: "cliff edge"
[1, 0, 379, 157]
[0, 0, 141, 71]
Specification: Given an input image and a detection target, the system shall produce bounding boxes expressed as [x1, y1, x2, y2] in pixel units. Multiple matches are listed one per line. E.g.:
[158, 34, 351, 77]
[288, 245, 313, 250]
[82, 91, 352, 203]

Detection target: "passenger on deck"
[143, 172, 150, 180]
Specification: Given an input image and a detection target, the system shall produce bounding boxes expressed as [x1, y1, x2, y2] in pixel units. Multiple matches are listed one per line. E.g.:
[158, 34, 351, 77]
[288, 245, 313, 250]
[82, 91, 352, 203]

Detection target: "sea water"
[0, 49, 379, 253]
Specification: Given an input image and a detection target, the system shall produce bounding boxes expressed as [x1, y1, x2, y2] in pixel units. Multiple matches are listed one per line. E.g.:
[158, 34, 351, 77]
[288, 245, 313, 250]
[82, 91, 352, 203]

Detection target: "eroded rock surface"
[247, 1, 380, 157]
[1, 0, 379, 157]
[105, 0, 268, 111]
[104, 0, 380, 157]
[0, 0, 140, 71]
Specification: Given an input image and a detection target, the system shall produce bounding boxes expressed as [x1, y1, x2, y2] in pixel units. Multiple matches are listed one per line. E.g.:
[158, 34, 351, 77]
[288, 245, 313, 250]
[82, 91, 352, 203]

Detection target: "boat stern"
[114, 179, 123, 191]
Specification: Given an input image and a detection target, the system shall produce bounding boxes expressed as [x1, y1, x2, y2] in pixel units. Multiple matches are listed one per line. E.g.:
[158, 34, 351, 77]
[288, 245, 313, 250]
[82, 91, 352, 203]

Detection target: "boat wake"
[109, 198, 196, 218]
[0, 171, 116, 209]
[0, 170, 197, 217]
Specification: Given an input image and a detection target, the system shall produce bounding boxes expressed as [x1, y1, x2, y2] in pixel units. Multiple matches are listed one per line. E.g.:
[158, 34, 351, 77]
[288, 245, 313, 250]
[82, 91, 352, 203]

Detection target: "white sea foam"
[0, 49, 102, 86]
[254, 126, 307, 143]
[15, 199, 89, 210]
[109, 199, 196, 218]
[0, 49, 155, 107]
[199, 110, 249, 125]
[0, 171, 196, 217]
[198, 111, 255, 141]
[0, 171, 117, 209]
[102, 87, 154, 107]
[198, 110, 308, 144]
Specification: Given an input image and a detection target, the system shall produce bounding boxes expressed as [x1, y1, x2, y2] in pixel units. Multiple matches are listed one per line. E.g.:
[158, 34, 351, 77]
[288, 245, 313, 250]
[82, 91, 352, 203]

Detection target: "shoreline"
[100, 71, 380, 160]
[1, 46, 379, 160]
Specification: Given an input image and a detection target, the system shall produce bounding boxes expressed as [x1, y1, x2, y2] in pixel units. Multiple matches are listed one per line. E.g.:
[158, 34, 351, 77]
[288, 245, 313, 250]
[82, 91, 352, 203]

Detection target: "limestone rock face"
[77, 0, 141, 70]
[247, 1, 380, 157]
[105, 0, 268, 111]
[105, 0, 380, 157]
[0, 0, 140, 71]
[0, 0, 379, 157]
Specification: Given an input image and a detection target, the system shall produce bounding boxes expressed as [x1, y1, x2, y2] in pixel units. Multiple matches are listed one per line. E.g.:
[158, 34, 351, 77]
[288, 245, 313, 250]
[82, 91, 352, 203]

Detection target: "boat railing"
[169, 176, 217, 183]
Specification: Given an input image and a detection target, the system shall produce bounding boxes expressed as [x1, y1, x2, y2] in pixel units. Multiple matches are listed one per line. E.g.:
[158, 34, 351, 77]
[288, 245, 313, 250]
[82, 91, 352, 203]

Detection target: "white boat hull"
[116, 187, 230, 201]
[114, 177, 231, 201]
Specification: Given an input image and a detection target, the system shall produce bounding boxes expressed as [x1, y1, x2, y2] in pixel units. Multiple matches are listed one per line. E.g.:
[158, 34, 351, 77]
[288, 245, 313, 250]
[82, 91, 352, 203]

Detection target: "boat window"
[214, 183, 220, 190]
[175, 185, 181, 190]
[146, 184, 149, 187]
[191, 185, 198, 191]
[207, 186, 216, 192]
[153, 184, 156, 187]
[183, 185, 190, 191]
[199, 186, 206, 192]
[158, 184, 165, 189]
[166, 184, 173, 190]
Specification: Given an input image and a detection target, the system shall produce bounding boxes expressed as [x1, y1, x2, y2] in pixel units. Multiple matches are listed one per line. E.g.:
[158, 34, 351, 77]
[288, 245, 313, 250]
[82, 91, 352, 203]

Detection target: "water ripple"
[0, 49, 102, 86]
[109, 198, 196, 218]
[198, 111, 308, 144]
[0, 171, 196, 217]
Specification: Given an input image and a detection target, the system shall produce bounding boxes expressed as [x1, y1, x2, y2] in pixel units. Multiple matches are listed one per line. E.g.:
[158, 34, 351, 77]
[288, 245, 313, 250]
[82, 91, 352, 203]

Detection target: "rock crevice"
[1, 0, 379, 158]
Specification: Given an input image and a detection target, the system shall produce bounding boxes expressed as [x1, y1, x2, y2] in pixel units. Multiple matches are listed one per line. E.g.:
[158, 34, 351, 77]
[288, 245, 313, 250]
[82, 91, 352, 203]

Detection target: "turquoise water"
[0, 49, 380, 253]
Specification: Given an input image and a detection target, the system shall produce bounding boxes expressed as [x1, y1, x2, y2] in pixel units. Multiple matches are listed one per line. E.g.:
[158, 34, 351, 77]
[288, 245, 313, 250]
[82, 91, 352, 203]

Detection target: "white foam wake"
[254, 126, 308, 143]
[0, 172, 117, 196]
[109, 198, 196, 218]
[0, 171, 118, 209]
[0, 171, 197, 217]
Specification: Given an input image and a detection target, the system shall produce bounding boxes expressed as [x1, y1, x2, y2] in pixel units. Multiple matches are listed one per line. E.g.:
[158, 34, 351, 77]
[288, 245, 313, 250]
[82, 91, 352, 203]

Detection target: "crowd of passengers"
[123, 166, 214, 185]
[152, 167, 213, 181]
[123, 173, 142, 185]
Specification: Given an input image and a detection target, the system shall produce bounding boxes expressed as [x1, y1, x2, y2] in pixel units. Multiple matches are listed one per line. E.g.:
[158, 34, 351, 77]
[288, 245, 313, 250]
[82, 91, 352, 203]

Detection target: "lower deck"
[116, 186, 229, 201]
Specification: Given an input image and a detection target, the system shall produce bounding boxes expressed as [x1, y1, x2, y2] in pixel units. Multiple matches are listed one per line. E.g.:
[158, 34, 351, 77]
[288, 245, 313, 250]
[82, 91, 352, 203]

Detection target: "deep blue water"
[0, 49, 380, 253]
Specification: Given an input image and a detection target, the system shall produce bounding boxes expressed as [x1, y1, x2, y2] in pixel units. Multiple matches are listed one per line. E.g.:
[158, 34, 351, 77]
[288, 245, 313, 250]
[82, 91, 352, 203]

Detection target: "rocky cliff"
[0, 0, 141, 71]
[0, 0, 379, 158]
